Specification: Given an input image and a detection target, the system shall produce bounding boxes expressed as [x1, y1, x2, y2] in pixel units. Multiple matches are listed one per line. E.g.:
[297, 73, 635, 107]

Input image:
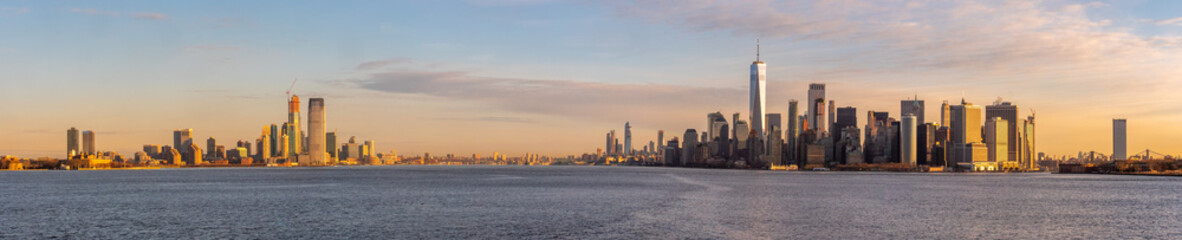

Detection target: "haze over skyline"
[2, 0, 1181, 158]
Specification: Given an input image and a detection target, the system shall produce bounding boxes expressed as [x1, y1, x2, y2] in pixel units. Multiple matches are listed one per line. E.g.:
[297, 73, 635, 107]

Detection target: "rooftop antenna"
[756, 38, 761, 62]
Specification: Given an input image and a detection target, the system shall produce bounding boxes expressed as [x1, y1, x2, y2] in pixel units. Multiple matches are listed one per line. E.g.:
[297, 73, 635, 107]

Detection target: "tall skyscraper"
[828, 100, 836, 134]
[835, 107, 858, 131]
[81, 130, 95, 156]
[657, 130, 664, 155]
[808, 83, 827, 134]
[787, 100, 799, 163]
[707, 112, 727, 141]
[1113, 119, 1127, 161]
[765, 113, 782, 136]
[986, 102, 1019, 163]
[207, 137, 217, 158]
[750, 41, 767, 140]
[901, 98, 925, 124]
[173, 129, 192, 154]
[307, 98, 327, 165]
[901, 115, 917, 165]
[941, 101, 951, 127]
[949, 100, 982, 164]
[269, 124, 281, 157]
[67, 127, 80, 158]
[326, 131, 338, 159]
[986, 117, 1008, 163]
[624, 122, 633, 156]
[287, 95, 302, 156]
[682, 129, 698, 167]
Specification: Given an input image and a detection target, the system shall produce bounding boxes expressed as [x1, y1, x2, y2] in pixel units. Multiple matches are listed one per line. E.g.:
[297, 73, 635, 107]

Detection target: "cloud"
[1158, 16, 1182, 26]
[434, 116, 539, 124]
[69, 8, 167, 20]
[342, 67, 743, 122]
[356, 58, 412, 70]
[131, 12, 167, 20]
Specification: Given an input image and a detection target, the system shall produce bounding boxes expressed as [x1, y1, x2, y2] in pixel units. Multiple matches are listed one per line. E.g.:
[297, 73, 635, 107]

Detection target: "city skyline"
[2, 1, 1182, 158]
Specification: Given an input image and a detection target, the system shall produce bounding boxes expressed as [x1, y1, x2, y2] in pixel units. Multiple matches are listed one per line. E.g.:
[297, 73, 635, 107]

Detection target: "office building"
[901, 99, 925, 124]
[950, 100, 983, 164]
[326, 131, 337, 159]
[986, 117, 1009, 164]
[750, 42, 767, 140]
[985, 102, 1019, 163]
[307, 98, 327, 165]
[836, 107, 857, 130]
[828, 100, 836, 135]
[787, 100, 799, 163]
[173, 129, 192, 154]
[81, 130, 95, 156]
[808, 83, 827, 134]
[682, 129, 698, 167]
[900, 115, 917, 165]
[766, 113, 782, 137]
[67, 127, 80, 158]
[624, 122, 632, 156]
[1113, 119, 1126, 160]
[207, 137, 218, 158]
[287, 95, 302, 156]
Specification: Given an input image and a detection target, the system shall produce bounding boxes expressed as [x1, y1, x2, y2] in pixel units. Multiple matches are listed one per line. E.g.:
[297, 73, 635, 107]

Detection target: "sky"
[1, 0, 1181, 158]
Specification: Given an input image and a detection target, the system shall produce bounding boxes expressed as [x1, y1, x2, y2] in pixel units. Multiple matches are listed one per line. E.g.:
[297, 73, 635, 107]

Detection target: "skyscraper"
[81, 130, 95, 156]
[624, 122, 633, 156]
[269, 124, 280, 157]
[901, 115, 917, 165]
[173, 129, 192, 154]
[828, 100, 836, 134]
[986, 117, 1009, 164]
[950, 100, 983, 164]
[765, 113, 782, 136]
[835, 107, 858, 131]
[1113, 119, 1127, 161]
[787, 100, 799, 163]
[67, 127, 79, 158]
[657, 130, 664, 155]
[985, 102, 1019, 163]
[750, 41, 767, 140]
[307, 98, 327, 165]
[207, 137, 217, 158]
[326, 131, 337, 159]
[901, 98, 925, 124]
[287, 95, 302, 156]
[808, 83, 827, 135]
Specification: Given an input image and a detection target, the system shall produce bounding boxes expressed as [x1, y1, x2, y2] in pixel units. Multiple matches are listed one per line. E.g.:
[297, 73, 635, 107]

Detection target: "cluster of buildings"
[595, 43, 1040, 172]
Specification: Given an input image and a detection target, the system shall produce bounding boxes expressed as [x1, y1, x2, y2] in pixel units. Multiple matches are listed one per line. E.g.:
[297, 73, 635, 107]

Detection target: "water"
[2, 166, 1180, 239]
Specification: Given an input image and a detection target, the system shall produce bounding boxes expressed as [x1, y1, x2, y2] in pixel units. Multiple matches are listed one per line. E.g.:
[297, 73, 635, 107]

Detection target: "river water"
[2, 166, 1179, 239]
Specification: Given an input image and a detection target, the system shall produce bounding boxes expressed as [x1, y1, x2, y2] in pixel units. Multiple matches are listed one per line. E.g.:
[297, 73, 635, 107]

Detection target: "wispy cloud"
[356, 58, 412, 70]
[69, 8, 167, 20]
[1158, 16, 1182, 26]
[341, 66, 742, 122]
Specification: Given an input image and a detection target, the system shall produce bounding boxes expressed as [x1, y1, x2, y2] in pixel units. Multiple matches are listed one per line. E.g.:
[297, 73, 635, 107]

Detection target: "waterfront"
[2, 166, 1180, 239]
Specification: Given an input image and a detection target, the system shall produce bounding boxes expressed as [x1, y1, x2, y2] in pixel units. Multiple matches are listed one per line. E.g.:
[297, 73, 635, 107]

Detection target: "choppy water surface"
[2, 166, 1180, 239]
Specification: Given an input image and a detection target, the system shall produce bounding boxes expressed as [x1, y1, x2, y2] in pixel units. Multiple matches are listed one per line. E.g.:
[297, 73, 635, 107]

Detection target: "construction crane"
[285, 78, 298, 97]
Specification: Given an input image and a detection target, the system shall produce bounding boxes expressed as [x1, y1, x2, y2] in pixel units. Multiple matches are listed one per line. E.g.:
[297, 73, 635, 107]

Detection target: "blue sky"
[2, 0, 1181, 158]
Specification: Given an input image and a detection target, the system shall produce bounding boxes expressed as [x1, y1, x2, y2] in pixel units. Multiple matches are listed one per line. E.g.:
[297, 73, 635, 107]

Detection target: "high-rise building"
[900, 115, 917, 165]
[835, 107, 858, 131]
[682, 129, 698, 167]
[173, 129, 193, 154]
[657, 130, 665, 155]
[765, 113, 782, 136]
[808, 83, 827, 134]
[269, 124, 281, 157]
[1113, 119, 1127, 161]
[81, 130, 95, 156]
[257, 135, 270, 161]
[949, 100, 983, 164]
[207, 137, 218, 158]
[750, 41, 767, 140]
[143, 144, 160, 158]
[326, 131, 337, 159]
[707, 112, 727, 141]
[287, 95, 302, 156]
[624, 122, 632, 156]
[986, 102, 1020, 163]
[986, 117, 1009, 164]
[828, 100, 836, 134]
[941, 101, 951, 127]
[787, 100, 799, 163]
[67, 127, 80, 158]
[307, 98, 327, 165]
[901, 99, 925, 124]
